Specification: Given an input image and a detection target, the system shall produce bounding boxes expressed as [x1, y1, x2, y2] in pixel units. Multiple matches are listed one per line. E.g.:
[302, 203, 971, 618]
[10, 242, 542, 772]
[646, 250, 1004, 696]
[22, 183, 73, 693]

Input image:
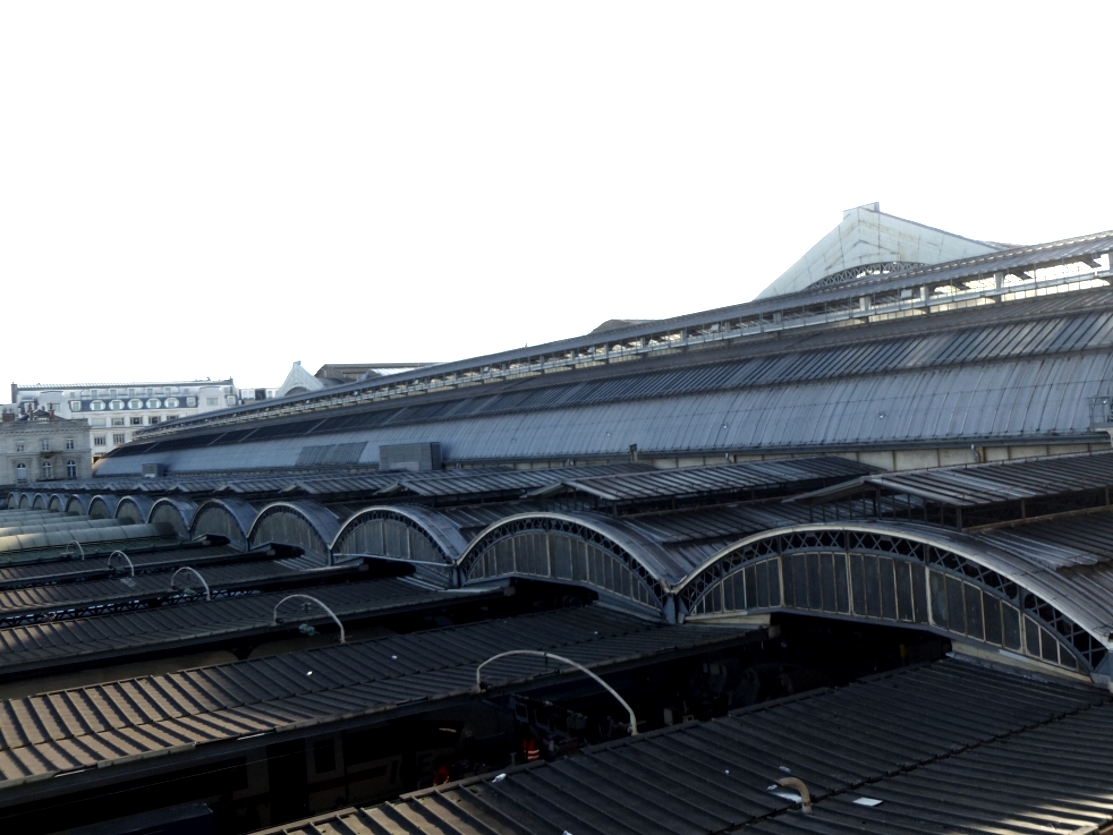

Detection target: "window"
[109, 400, 124, 410]
[206, 397, 218, 406]
[128, 399, 143, 410]
[148, 416, 160, 425]
[41, 439, 50, 451]
[41, 461, 52, 479]
[111, 417, 125, 427]
[130, 416, 143, 426]
[112, 433, 126, 445]
[109, 389, 117, 397]
[90, 400, 105, 411]
[93, 435, 106, 446]
[65, 438, 75, 450]
[167, 414, 179, 421]
[70, 401, 82, 411]
[186, 397, 197, 407]
[15, 463, 26, 481]
[15, 441, 24, 452]
[146, 398, 161, 409]
[66, 460, 77, 478]
[164, 397, 179, 408]
[146, 388, 153, 395]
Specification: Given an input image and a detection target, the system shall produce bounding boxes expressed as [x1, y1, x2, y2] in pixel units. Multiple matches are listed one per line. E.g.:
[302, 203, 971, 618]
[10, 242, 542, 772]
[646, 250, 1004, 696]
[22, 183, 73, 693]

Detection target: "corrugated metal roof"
[127, 231, 1113, 441]
[252, 657, 1110, 835]
[0, 606, 749, 787]
[0, 578, 494, 679]
[92, 349, 1113, 473]
[0, 560, 359, 625]
[92, 287, 1113, 474]
[977, 509, 1113, 570]
[381, 463, 652, 499]
[797, 450, 1113, 507]
[550, 457, 873, 503]
[744, 704, 1113, 834]
[0, 544, 262, 590]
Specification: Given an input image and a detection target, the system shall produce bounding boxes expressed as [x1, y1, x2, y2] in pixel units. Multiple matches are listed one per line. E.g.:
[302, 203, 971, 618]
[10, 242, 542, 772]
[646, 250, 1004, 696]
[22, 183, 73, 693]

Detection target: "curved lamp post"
[107, 550, 135, 577]
[170, 566, 211, 601]
[272, 594, 346, 644]
[475, 650, 638, 735]
[63, 540, 85, 560]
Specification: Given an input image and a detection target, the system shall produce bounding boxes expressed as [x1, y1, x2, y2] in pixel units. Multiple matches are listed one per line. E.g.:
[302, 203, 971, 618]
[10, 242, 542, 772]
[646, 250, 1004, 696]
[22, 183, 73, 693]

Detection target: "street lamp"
[272, 593, 346, 644]
[475, 650, 638, 735]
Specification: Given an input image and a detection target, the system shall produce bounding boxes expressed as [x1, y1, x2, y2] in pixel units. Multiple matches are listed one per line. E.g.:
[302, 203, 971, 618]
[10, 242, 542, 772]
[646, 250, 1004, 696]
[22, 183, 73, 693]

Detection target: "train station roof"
[254, 656, 1113, 835]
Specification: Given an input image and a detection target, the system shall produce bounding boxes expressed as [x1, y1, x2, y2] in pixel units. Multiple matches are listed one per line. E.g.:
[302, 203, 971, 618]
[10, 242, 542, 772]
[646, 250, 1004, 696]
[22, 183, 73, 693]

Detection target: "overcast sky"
[3, 2, 1111, 397]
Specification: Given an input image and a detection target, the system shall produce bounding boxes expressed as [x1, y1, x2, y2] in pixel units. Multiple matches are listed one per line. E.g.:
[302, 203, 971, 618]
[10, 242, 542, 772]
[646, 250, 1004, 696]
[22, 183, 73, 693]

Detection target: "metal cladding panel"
[94, 301, 1113, 474]
[0, 606, 747, 785]
[0, 560, 345, 618]
[862, 449, 1113, 506]
[0, 578, 472, 675]
[0, 545, 257, 590]
[620, 503, 817, 547]
[744, 705, 1113, 834]
[0, 517, 122, 537]
[387, 463, 650, 499]
[978, 510, 1113, 569]
[254, 658, 1109, 835]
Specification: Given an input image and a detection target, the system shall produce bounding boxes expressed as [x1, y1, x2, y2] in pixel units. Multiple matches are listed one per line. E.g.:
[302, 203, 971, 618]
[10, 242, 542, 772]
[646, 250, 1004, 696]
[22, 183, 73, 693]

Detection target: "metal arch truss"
[678, 527, 1106, 673]
[332, 508, 454, 564]
[808, 262, 926, 290]
[459, 516, 667, 611]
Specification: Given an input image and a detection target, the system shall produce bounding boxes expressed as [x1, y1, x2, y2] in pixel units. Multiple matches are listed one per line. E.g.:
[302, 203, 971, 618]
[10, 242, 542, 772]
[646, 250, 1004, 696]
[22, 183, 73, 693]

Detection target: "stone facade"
[0, 416, 94, 484]
[9, 380, 239, 458]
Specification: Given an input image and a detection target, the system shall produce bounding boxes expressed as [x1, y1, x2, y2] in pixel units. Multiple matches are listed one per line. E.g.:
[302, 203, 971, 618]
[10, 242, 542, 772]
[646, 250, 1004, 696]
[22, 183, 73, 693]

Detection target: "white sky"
[3, 2, 1112, 398]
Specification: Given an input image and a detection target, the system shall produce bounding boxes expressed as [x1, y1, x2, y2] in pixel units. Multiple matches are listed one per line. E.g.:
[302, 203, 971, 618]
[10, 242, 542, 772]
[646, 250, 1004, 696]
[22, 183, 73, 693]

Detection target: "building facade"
[9, 380, 239, 458]
[0, 415, 93, 484]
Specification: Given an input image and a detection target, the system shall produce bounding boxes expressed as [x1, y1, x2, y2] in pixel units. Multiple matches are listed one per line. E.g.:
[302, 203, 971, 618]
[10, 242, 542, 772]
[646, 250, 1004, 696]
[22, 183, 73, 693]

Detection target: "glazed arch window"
[70, 401, 82, 411]
[90, 400, 106, 411]
[109, 400, 124, 410]
[146, 399, 161, 409]
[164, 397, 179, 408]
[128, 399, 143, 410]
[186, 397, 197, 407]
